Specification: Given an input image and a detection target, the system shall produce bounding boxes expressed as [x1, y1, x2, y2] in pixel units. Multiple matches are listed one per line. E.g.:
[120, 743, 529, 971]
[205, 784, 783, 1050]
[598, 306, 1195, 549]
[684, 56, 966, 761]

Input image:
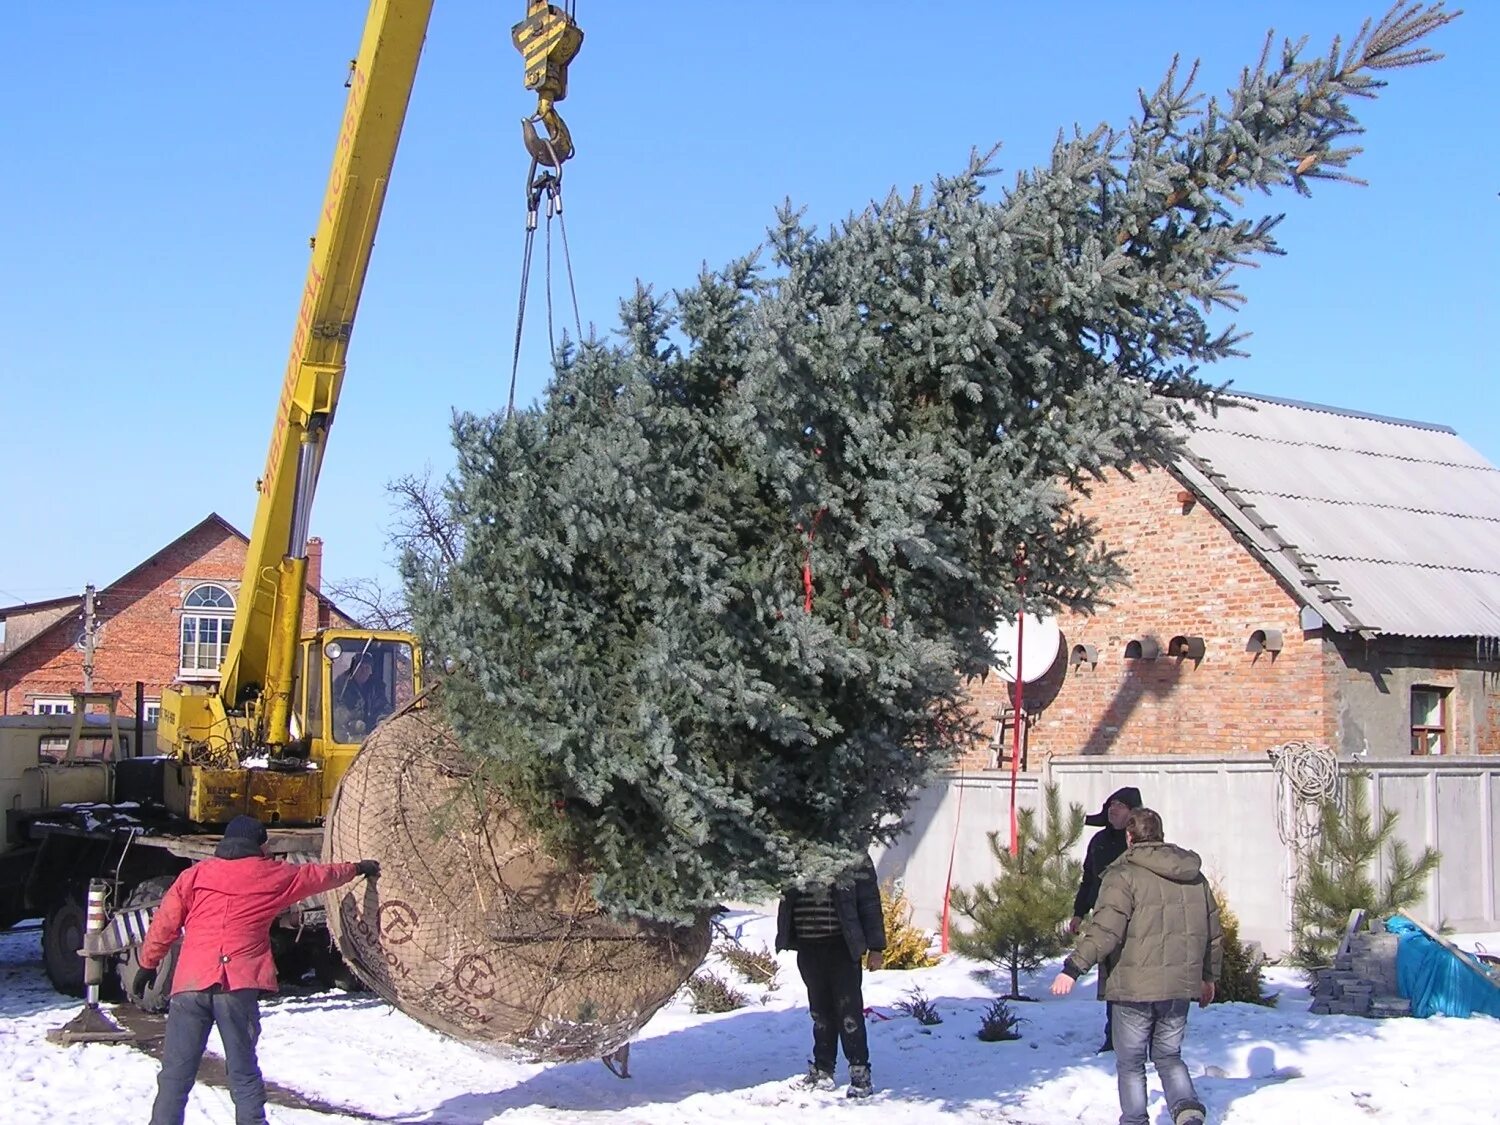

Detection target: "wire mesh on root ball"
[323, 703, 713, 1061]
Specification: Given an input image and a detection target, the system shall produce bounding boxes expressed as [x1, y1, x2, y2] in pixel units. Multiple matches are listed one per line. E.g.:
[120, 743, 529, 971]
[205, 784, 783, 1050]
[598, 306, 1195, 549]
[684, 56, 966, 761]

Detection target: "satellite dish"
[990, 613, 1063, 683]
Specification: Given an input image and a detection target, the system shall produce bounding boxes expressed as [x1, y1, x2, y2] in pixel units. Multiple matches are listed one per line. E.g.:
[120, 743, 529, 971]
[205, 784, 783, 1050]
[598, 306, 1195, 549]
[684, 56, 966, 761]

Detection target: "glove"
[355, 859, 381, 878]
[136, 965, 158, 992]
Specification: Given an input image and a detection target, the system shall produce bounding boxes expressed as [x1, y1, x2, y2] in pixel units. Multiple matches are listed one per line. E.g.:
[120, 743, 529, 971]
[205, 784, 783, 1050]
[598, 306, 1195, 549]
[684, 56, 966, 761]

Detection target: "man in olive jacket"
[1050, 808, 1222, 1125]
[775, 853, 887, 1100]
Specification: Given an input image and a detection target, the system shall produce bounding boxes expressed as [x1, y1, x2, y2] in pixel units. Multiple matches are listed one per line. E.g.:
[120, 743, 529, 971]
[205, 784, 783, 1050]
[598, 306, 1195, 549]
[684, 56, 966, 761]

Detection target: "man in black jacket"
[775, 853, 887, 1100]
[1067, 785, 1142, 1052]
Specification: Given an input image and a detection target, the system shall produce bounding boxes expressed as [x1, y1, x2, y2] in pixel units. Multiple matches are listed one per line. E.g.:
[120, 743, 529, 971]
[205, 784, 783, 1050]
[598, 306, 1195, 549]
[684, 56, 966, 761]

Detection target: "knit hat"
[1084, 786, 1143, 827]
[223, 815, 269, 845]
[215, 814, 270, 858]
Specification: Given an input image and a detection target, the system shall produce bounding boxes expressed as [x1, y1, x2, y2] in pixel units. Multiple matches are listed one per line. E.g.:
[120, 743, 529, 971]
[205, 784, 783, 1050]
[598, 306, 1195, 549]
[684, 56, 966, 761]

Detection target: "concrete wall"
[883, 756, 1500, 959]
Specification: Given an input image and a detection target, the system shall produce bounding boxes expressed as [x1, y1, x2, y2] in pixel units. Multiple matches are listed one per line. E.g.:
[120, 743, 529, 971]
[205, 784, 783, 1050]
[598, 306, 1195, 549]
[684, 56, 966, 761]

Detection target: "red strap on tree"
[801, 508, 827, 613]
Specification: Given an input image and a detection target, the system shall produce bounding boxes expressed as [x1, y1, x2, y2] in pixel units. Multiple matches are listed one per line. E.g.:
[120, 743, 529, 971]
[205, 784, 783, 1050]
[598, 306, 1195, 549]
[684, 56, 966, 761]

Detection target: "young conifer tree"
[949, 786, 1085, 998]
[408, 5, 1457, 921]
[1291, 773, 1440, 968]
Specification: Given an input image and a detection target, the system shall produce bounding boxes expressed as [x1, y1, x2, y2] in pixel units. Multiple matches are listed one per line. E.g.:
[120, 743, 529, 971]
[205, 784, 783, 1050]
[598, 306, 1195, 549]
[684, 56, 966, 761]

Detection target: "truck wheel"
[41, 895, 87, 996]
[116, 876, 179, 1013]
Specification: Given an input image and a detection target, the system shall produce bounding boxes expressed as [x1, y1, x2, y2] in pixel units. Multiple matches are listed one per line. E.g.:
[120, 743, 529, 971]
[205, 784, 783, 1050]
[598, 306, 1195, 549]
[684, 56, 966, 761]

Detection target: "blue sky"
[2, 1, 1493, 606]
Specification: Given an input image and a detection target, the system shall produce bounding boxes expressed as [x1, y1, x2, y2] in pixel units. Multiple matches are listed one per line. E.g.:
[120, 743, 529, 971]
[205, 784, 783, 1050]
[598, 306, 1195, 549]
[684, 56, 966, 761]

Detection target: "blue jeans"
[149, 988, 266, 1125]
[1112, 999, 1199, 1125]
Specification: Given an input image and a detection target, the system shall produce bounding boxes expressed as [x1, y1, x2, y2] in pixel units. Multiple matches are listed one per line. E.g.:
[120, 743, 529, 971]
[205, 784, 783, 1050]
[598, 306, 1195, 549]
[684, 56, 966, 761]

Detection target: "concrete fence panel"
[886, 757, 1500, 959]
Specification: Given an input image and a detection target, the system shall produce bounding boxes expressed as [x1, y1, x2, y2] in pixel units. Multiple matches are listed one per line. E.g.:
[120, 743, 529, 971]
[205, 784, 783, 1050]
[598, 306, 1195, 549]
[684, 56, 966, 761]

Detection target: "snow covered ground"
[4, 911, 1498, 1124]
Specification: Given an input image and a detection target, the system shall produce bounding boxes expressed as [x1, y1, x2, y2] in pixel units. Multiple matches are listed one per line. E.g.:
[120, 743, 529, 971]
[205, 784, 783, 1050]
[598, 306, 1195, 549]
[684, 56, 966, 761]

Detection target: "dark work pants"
[149, 987, 266, 1125]
[796, 937, 869, 1072]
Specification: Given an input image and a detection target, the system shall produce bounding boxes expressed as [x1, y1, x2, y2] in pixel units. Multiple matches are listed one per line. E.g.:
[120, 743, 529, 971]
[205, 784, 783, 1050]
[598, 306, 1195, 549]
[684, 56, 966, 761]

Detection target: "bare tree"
[387, 466, 462, 576]
[320, 465, 462, 632]
[320, 575, 411, 631]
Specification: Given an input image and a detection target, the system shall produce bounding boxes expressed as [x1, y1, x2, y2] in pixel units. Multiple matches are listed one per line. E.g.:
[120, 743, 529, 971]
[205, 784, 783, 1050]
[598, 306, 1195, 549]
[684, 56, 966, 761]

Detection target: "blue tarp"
[1387, 915, 1500, 1019]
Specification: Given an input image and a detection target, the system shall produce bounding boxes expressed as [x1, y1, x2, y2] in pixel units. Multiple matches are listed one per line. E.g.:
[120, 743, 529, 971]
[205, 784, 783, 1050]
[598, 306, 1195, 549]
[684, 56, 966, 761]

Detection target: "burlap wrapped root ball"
[323, 705, 713, 1061]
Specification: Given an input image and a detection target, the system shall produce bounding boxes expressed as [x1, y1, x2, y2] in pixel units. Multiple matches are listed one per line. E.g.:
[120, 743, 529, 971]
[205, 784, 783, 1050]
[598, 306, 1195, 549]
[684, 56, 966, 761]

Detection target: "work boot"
[1172, 1098, 1207, 1125]
[797, 1063, 835, 1091]
[846, 1063, 874, 1099]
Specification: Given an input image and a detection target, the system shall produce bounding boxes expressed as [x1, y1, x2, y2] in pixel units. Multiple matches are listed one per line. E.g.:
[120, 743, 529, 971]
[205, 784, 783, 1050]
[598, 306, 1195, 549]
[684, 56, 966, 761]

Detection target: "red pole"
[1009, 573, 1025, 856]
[939, 772, 966, 954]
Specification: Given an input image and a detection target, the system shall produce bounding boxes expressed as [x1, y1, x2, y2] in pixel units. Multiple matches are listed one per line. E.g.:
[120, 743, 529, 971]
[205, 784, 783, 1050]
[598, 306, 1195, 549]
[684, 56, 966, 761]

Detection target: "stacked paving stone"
[1308, 910, 1411, 1018]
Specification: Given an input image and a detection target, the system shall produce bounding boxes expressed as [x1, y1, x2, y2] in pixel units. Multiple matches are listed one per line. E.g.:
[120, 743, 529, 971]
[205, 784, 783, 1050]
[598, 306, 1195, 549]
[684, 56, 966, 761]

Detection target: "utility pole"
[81, 584, 97, 692]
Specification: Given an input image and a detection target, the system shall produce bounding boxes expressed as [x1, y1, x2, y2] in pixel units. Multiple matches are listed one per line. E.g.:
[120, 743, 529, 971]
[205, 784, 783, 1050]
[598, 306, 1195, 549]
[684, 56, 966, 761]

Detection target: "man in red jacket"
[139, 815, 378, 1125]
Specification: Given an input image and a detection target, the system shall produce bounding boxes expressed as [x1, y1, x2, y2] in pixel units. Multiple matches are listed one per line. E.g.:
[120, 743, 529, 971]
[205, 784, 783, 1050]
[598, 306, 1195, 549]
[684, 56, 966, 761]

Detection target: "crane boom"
[219, 0, 433, 738]
[159, 0, 434, 824]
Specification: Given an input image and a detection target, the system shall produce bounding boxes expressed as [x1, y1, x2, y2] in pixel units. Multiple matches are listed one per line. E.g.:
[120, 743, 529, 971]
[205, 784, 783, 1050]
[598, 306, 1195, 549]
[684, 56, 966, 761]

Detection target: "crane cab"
[158, 628, 420, 826]
[298, 629, 419, 802]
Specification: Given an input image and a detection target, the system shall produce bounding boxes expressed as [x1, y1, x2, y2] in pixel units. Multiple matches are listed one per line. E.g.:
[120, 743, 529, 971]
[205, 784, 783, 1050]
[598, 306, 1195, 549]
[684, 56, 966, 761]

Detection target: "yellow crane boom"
[160, 0, 435, 823]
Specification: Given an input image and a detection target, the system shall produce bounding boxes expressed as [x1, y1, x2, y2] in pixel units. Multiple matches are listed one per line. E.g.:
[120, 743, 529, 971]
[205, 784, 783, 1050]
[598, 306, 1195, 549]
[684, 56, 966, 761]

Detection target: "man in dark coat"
[1068, 784, 1142, 1052]
[774, 853, 887, 1099]
[331, 653, 394, 742]
[139, 815, 380, 1125]
[1051, 807, 1222, 1125]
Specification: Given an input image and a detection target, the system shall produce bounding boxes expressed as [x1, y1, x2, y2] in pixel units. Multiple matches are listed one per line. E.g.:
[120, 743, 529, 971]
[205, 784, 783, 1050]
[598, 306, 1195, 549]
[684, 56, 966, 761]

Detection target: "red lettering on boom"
[324, 67, 368, 225]
[259, 62, 366, 492]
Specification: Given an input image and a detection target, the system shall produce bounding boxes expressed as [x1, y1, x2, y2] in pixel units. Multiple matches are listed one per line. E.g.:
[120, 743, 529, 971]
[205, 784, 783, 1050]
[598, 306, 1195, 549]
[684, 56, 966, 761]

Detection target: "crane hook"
[512, 1, 582, 167]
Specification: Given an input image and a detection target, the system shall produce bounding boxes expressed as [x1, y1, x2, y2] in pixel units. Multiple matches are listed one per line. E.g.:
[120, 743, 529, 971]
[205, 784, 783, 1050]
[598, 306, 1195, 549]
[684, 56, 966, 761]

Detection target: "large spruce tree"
[408, 5, 1456, 921]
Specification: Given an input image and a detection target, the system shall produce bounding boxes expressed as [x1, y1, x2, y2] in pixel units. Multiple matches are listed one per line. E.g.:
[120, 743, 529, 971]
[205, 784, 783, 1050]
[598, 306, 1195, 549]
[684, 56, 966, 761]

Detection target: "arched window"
[180, 583, 235, 677]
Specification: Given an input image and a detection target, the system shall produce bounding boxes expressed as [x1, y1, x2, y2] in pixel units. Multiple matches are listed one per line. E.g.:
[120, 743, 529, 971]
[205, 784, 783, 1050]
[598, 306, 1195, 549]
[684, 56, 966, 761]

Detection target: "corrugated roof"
[1177, 394, 1500, 639]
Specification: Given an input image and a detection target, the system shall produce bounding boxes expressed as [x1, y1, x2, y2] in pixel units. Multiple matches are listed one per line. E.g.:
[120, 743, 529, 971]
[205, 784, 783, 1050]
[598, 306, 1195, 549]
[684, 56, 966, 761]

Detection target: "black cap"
[1084, 786, 1142, 827]
[222, 815, 269, 846]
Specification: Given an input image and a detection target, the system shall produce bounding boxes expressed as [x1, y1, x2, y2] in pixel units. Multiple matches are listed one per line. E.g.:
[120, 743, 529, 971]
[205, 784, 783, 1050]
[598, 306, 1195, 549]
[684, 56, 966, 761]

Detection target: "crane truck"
[0, 0, 503, 1007]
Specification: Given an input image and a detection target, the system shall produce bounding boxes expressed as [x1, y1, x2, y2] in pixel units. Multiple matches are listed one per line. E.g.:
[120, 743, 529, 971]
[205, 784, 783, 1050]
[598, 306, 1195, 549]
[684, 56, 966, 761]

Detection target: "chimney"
[306, 537, 324, 592]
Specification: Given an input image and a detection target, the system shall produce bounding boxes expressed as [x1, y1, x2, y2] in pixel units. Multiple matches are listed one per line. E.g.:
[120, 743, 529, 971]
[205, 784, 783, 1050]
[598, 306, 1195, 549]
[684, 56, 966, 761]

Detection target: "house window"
[38, 734, 126, 763]
[32, 696, 75, 715]
[142, 700, 162, 724]
[180, 583, 235, 677]
[1410, 686, 1448, 755]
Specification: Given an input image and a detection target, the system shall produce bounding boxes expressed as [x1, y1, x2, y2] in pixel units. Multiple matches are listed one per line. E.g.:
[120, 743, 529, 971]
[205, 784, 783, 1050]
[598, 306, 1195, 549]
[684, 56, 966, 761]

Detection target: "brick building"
[0, 514, 349, 719]
[964, 393, 1500, 767]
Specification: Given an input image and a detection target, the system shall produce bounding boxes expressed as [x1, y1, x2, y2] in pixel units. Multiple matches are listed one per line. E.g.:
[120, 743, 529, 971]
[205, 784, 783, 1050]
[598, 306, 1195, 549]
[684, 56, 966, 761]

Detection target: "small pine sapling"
[950, 785, 1084, 998]
[718, 941, 780, 989]
[879, 881, 939, 970]
[1291, 773, 1440, 969]
[893, 986, 943, 1026]
[1210, 883, 1277, 1006]
[976, 997, 1024, 1042]
[685, 971, 750, 1014]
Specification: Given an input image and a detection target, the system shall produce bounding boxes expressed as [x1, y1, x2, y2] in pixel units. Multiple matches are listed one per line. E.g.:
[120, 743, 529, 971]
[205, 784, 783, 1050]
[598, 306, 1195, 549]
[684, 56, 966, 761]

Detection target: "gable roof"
[0, 513, 357, 669]
[0, 594, 78, 618]
[1173, 393, 1500, 639]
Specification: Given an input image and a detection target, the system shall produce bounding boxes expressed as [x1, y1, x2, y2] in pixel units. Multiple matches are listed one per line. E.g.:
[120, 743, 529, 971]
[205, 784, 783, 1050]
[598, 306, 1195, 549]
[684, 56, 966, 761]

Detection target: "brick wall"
[0, 520, 342, 717]
[961, 466, 1327, 768]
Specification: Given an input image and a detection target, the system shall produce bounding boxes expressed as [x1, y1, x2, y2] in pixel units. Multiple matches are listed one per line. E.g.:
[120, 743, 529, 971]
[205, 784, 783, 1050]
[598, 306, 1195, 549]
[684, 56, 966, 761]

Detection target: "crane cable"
[507, 164, 584, 418]
[507, 0, 584, 418]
